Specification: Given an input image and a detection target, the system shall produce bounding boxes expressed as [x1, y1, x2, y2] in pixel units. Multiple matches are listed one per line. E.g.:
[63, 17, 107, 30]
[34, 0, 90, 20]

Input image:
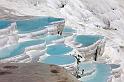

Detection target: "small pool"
[41, 55, 75, 65]
[109, 64, 120, 69]
[79, 63, 111, 82]
[0, 17, 64, 33]
[0, 39, 45, 60]
[63, 26, 75, 33]
[75, 35, 103, 47]
[47, 44, 73, 55]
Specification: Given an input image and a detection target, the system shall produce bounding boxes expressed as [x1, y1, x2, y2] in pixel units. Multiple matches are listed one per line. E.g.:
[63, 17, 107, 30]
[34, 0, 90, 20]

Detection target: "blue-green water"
[16, 17, 64, 33]
[0, 20, 11, 29]
[109, 64, 120, 69]
[63, 27, 75, 33]
[79, 63, 111, 82]
[47, 44, 73, 55]
[0, 17, 64, 33]
[41, 55, 75, 65]
[43, 35, 63, 42]
[75, 35, 103, 47]
[79, 63, 96, 72]
[0, 39, 45, 60]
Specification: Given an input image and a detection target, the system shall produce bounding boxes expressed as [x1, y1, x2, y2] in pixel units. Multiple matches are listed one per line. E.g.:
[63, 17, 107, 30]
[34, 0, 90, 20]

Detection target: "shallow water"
[109, 64, 120, 69]
[79, 63, 111, 82]
[75, 35, 103, 47]
[63, 27, 76, 33]
[47, 44, 73, 55]
[16, 17, 64, 33]
[0, 39, 45, 60]
[41, 55, 75, 65]
[43, 35, 63, 42]
[0, 20, 11, 29]
[0, 17, 64, 33]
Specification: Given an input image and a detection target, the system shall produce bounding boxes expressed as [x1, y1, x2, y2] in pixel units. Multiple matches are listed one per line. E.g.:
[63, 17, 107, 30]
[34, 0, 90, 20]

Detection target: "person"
[60, 31, 62, 35]
[61, 4, 65, 8]
[81, 69, 84, 75]
[75, 67, 81, 79]
[78, 54, 82, 58]
[94, 48, 98, 61]
[73, 55, 81, 65]
[58, 31, 60, 34]
[77, 58, 81, 65]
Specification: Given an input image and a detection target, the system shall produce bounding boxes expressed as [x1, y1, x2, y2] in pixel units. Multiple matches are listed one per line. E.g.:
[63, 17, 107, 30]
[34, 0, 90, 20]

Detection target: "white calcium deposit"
[0, 0, 124, 82]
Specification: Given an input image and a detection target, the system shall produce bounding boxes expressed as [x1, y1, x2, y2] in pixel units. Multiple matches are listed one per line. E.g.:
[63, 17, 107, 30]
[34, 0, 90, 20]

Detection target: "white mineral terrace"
[1, 0, 124, 82]
[0, 18, 112, 82]
[0, 18, 107, 82]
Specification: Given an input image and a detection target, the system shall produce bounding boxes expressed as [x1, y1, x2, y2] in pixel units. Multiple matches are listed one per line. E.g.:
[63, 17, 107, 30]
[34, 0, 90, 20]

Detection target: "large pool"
[0, 17, 64, 33]
[41, 55, 75, 65]
[47, 44, 73, 55]
[75, 35, 103, 47]
[0, 39, 45, 60]
[79, 63, 111, 82]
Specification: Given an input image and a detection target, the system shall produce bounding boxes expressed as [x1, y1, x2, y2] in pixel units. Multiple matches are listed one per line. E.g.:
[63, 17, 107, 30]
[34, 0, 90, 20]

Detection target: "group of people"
[72, 54, 84, 78]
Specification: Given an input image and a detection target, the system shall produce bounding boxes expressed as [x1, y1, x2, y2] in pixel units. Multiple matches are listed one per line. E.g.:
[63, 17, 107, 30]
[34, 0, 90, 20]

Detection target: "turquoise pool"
[0, 20, 11, 29]
[79, 63, 96, 72]
[0, 17, 64, 33]
[75, 35, 103, 47]
[79, 63, 111, 82]
[47, 44, 73, 55]
[16, 17, 64, 33]
[63, 26, 76, 33]
[43, 35, 64, 42]
[41, 55, 75, 65]
[0, 39, 45, 60]
[109, 64, 120, 69]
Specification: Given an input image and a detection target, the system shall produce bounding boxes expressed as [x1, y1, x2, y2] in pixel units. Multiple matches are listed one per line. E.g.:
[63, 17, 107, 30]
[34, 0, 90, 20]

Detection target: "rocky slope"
[0, 63, 79, 82]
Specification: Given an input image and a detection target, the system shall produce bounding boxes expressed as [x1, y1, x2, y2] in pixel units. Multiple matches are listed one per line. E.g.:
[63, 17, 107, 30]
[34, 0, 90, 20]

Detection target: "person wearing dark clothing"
[60, 31, 62, 35]
[81, 69, 84, 75]
[73, 55, 81, 65]
[78, 55, 82, 58]
[94, 47, 98, 61]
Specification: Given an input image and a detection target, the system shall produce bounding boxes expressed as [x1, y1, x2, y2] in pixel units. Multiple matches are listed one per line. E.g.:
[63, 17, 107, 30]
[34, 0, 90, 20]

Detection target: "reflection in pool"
[47, 44, 73, 55]
[41, 55, 75, 65]
[0, 39, 45, 60]
[75, 35, 103, 47]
